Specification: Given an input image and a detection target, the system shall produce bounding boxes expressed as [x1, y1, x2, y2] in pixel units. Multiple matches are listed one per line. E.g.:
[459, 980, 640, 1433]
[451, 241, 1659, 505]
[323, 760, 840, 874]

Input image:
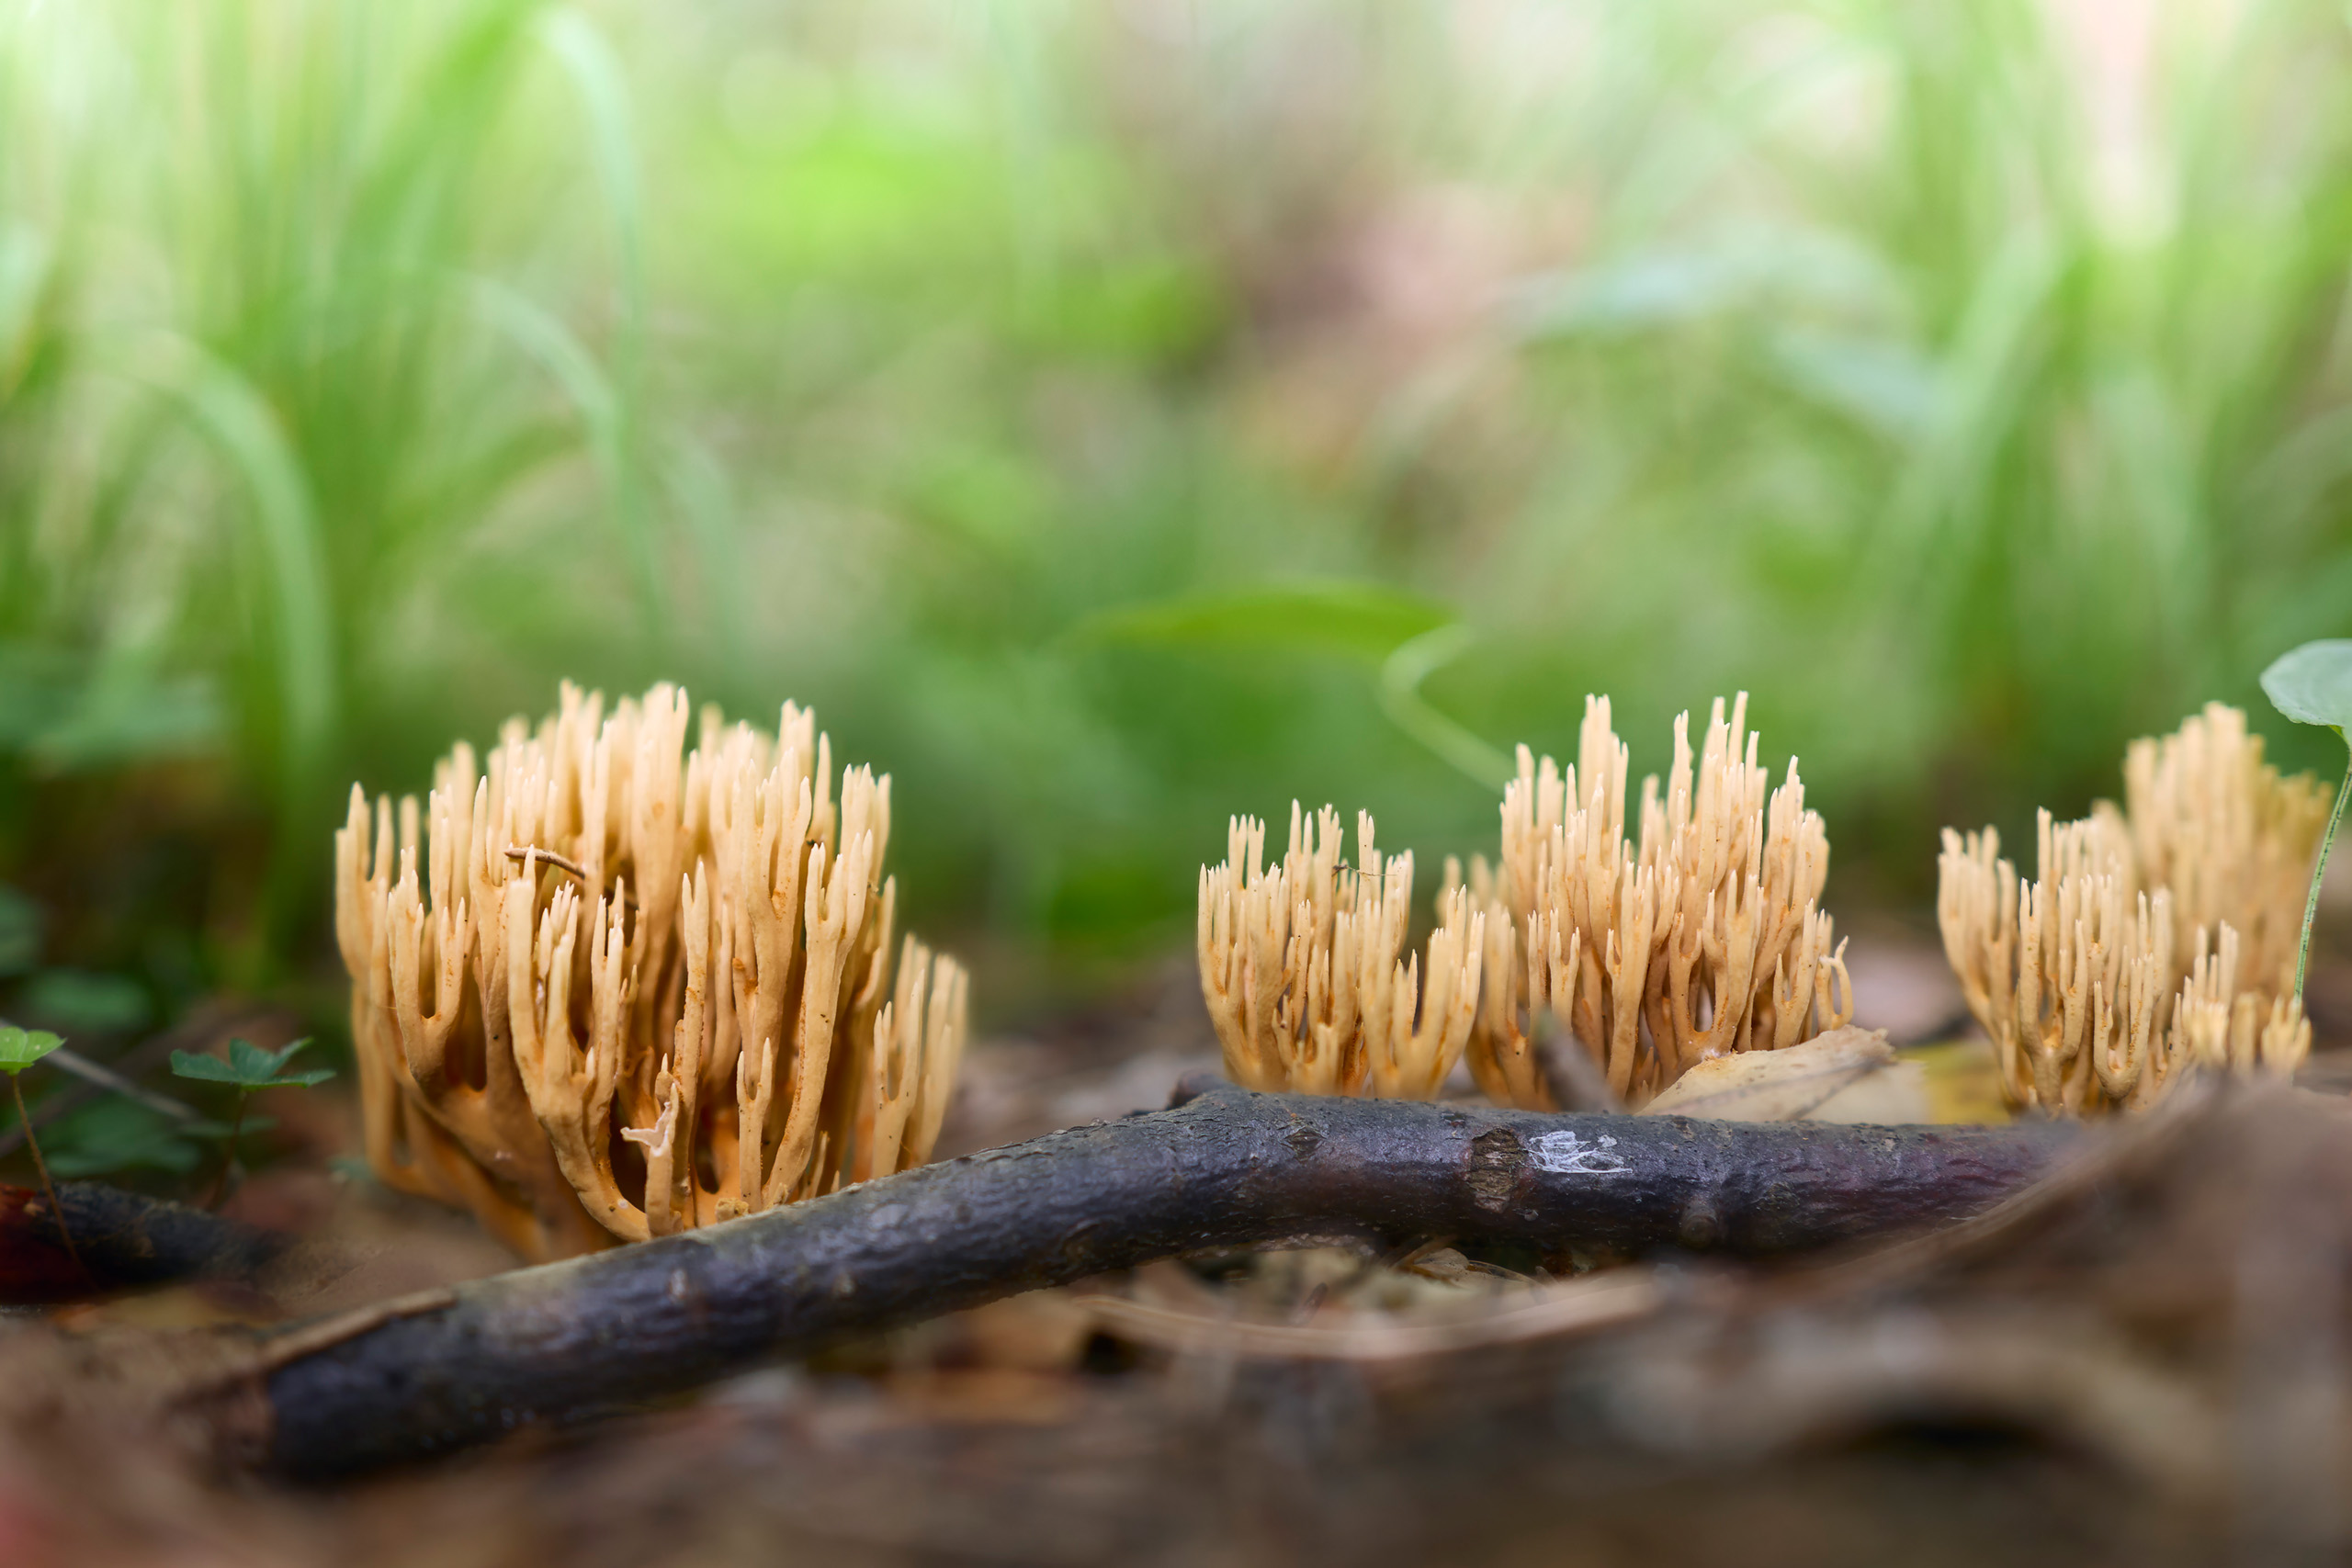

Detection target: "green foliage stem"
[2260, 640, 2352, 1002]
[0, 1024, 84, 1280]
[170, 1037, 332, 1206]
[2301, 771, 2351, 1002]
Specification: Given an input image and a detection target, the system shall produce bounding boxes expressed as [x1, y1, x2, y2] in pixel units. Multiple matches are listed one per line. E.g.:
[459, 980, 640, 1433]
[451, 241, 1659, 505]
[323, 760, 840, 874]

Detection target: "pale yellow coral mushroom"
[1198, 805, 1485, 1099]
[1196, 694, 1854, 1111]
[334, 682, 969, 1261]
[1937, 703, 2326, 1115]
[1459, 694, 1852, 1110]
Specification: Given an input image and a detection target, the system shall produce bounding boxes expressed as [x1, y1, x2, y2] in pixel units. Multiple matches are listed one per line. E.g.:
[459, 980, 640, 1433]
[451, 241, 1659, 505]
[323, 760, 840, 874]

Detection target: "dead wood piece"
[0, 1181, 288, 1303]
[251, 1078, 2076, 1478]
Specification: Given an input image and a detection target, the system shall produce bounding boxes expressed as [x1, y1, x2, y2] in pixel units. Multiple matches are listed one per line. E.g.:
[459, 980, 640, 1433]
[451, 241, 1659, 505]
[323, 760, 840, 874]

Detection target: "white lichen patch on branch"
[1527, 1130, 1629, 1177]
[334, 682, 968, 1261]
[1938, 703, 2327, 1115]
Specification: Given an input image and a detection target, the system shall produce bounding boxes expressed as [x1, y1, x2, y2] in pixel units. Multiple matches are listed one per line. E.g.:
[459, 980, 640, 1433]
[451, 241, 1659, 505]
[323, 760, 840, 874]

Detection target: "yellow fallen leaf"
[1640, 1027, 1927, 1122]
[1903, 1037, 2012, 1124]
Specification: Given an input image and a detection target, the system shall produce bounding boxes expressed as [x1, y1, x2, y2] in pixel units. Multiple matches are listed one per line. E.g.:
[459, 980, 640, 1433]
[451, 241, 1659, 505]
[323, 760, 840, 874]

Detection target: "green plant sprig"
[0, 1024, 86, 1280]
[2261, 641, 2352, 1002]
[170, 1037, 334, 1207]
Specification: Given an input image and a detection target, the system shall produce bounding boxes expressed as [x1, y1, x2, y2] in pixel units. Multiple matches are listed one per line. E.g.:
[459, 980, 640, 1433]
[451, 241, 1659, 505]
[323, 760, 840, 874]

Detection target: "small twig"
[250, 1287, 460, 1374]
[251, 1078, 2077, 1477]
[504, 845, 595, 883]
[505, 846, 639, 908]
[44, 1046, 203, 1122]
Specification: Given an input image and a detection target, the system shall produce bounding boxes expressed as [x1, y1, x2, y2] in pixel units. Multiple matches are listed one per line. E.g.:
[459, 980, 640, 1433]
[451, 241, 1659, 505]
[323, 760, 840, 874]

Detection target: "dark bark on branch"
[255, 1080, 2078, 1478]
[0, 1180, 288, 1303]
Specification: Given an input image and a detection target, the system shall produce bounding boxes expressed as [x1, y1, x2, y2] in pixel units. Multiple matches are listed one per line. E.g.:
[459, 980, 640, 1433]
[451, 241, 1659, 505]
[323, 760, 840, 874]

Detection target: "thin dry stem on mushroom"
[1198, 694, 1853, 1110]
[1938, 703, 2327, 1115]
[335, 683, 969, 1261]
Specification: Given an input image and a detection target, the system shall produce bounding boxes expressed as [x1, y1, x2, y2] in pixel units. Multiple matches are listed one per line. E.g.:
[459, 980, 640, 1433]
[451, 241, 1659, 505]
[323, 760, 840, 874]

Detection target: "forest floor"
[3, 937, 2349, 1567]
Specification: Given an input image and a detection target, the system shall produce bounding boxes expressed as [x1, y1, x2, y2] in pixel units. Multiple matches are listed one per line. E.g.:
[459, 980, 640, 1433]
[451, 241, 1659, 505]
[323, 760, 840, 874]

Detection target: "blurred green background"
[4, 0, 2352, 1036]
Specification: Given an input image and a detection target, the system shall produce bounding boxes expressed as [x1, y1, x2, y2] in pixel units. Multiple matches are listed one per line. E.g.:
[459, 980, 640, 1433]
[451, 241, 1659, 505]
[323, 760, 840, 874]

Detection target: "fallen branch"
[0, 1180, 288, 1303]
[242, 1078, 2076, 1477]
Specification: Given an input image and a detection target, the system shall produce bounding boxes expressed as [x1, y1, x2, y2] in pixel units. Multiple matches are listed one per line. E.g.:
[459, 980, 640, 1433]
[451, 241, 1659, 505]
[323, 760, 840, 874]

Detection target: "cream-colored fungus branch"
[1938, 704, 2326, 1115]
[1459, 694, 1851, 1110]
[1196, 694, 1852, 1111]
[335, 683, 968, 1261]
[1199, 805, 1486, 1100]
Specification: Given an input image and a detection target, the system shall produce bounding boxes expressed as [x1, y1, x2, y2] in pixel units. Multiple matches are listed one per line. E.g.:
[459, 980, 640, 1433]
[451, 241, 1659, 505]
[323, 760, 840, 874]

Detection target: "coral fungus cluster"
[336, 680, 2331, 1262]
[1198, 694, 1854, 1111]
[335, 683, 967, 1261]
[1938, 704, 2329, 1114]
[1197, 806, 1485, 1100]
[1461, 694, 1853, 1109]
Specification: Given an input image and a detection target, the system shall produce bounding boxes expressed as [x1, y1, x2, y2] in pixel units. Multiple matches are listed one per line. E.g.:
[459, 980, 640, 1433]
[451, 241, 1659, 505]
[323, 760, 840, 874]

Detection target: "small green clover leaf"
[169, 1036, 334, 1091]
[0, 1024, 62, 1075]
[2261, 640, 2352, 1002]
[170, 1037, 331, 1205]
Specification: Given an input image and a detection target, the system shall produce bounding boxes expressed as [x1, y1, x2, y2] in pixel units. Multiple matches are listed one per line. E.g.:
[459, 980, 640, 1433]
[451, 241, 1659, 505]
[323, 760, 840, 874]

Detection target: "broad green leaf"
[135, 334, 334, 802]
[171, 1036, 334, 1090]
[2261, 639, 2352, 1004]
[168, 1050, 238, 1084]
[0, 1025, 62, 1075]
[1378, 626, 1514, 790]
[2262, 640, 2352, 737]
[1072, 581, 1454, 662]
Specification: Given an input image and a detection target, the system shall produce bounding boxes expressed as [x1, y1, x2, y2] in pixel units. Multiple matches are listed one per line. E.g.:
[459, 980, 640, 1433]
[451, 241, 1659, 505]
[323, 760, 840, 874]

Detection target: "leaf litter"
[0, 952, 2348, 1565]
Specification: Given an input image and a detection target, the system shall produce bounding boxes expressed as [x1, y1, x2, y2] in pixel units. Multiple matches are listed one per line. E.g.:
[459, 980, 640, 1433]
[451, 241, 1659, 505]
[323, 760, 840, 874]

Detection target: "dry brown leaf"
[1802, 1063, 1931, 1123]
[1638, 1027, 1926, 1123]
